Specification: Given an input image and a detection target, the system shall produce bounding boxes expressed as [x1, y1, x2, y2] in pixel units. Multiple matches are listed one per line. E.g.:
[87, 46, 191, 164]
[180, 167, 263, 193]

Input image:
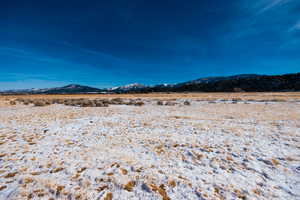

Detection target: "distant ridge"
[1, 84, 103, 94]
[145, 73, 300, 93]
[40, 84, 103, 94]
[1, 72, 299, 94]
[182, 74, 261, 85]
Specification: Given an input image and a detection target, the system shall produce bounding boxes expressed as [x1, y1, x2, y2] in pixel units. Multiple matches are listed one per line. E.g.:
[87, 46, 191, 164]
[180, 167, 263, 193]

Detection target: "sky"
[0, 0, 299, 89]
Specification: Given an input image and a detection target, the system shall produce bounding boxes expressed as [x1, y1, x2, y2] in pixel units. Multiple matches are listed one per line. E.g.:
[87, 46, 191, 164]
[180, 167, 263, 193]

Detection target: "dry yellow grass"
[1, 92, 299, 109]
[124, 181, 136, 192]
[1, 92, 300, 102]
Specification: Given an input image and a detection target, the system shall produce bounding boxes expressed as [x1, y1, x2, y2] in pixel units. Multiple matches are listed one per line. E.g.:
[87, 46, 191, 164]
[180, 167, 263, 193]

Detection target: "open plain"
[0, 93, 299, 200]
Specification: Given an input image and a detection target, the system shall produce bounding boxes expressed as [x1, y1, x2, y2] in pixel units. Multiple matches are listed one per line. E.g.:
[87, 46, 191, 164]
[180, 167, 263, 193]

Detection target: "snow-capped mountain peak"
[109, 83, 146, 91]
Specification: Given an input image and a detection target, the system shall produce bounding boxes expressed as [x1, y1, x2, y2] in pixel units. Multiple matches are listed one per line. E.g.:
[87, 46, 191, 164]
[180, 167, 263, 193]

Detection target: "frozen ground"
[0, 99, 299, 200]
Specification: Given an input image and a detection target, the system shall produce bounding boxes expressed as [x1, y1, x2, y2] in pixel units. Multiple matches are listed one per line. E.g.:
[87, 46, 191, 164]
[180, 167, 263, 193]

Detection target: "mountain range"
[1, 73, 299, 94]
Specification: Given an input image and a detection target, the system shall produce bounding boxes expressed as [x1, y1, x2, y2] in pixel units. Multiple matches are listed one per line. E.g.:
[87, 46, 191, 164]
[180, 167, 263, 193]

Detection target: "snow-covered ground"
[0, 100, 299, 200]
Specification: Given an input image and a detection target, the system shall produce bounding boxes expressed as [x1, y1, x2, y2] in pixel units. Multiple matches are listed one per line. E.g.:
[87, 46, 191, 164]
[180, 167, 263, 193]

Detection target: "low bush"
[165, 101, 176, 106]
[9, 101, 16, 105]
[183, 100, 191, 106]
[110, 98, 124, 105]
[157, 101, 163, 105]
[33, 101, 46, 107]
[134, 101, 145, 106]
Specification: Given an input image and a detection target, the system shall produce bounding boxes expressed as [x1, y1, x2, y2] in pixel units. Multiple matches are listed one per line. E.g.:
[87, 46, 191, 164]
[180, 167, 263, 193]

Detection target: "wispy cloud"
[233, 0, 299, 37]
[54, 41, 126, 62]
[289, 20, 300, 32]
[240, 0, 296, 17]
[256, 0, 291, 15]
[0, 46, 68, 64]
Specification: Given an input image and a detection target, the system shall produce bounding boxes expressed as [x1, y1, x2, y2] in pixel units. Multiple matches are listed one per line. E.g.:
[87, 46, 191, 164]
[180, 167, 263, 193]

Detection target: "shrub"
[102, 99, 111, 104]
[134, 101, 145, 106]
[183, 100, 191, 106]
[233, 87, 244, 92]
[44, 100, 51, 105]
[51, 99, 60, 104]
[110, 98, 124, 105]
[9, 101, 16, 105]
[95, 102, 104, 107]
[157, 101, 163, 105]
[95, 100, 109, 107]
[80, 100, 95, 107]
[57, 99, 65, 104]
[15, 98, 24, 103]
[165, 101, 176, 106]
[63, 100, 72, 106]
[125, 99, 135, 105]
[22, 99, 32, 105]
[33, 101, 46, 107]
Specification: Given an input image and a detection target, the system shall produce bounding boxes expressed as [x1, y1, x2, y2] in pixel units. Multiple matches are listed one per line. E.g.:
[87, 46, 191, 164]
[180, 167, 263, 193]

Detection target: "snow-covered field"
[0, 98, 299, 200]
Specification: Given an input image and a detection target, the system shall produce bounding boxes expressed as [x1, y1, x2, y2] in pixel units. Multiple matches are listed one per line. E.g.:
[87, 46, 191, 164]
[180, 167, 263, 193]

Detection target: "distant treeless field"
[1, 92, 300, 101]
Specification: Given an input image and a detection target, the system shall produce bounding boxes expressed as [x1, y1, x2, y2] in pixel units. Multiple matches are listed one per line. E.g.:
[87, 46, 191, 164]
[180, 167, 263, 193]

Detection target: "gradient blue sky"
[0, 0, 299, 89]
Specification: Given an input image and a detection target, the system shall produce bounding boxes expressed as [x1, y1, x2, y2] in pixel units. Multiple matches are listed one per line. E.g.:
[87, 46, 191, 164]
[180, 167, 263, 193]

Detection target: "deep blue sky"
[0, 0, 299, 89]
